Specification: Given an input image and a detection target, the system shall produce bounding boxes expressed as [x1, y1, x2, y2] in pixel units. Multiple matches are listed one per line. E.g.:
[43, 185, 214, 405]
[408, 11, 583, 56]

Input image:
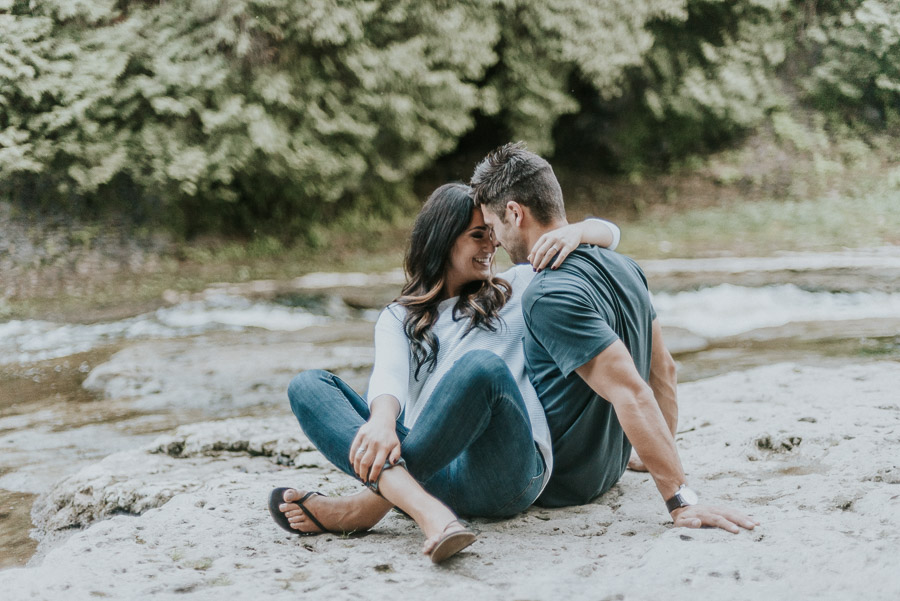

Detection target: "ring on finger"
[356, 447, 367, 456]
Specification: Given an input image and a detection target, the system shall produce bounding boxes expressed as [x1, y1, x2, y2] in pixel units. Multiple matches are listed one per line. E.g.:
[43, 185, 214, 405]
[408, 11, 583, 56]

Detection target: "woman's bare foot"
[278, 488, 392, 534]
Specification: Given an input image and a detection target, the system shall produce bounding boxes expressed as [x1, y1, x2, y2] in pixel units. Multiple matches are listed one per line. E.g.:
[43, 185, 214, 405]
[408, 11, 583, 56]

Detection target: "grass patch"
[616, 187, 900, 259]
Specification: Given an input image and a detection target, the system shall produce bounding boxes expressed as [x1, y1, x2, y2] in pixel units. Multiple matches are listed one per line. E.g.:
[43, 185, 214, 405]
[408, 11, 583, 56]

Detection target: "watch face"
[681, 487, 699, 505]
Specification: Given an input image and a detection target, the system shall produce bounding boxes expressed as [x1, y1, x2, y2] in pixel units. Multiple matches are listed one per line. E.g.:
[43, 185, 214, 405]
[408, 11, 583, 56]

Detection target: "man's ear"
[506, 201, 524, 227]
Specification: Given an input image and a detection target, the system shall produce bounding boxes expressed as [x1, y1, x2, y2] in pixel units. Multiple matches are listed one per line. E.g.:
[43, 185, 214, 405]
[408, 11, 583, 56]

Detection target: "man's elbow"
[654, 348, 677, 384]
[663, 352, 678, 381]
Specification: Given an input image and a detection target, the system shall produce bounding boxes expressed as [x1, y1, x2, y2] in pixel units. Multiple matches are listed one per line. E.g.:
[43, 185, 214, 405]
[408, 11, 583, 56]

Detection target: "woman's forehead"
[468, 207, 486, 228]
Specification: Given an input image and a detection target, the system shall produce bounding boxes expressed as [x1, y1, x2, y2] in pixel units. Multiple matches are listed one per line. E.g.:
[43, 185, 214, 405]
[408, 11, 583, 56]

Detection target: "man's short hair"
[470, 142, 566, 225]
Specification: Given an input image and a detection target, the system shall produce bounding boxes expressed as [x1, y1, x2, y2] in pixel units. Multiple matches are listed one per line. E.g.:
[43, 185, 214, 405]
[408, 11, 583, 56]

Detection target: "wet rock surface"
[81, 327, 374, 411]
[31, 417, 326, 535]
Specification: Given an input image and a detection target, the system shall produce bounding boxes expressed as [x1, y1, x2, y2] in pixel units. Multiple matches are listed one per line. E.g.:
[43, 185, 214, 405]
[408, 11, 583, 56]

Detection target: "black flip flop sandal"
[268, 488, 331, 536]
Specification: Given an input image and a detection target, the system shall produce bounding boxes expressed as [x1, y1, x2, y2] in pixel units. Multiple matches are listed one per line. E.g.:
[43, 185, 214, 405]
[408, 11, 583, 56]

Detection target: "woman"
[269, 183, 620, 562]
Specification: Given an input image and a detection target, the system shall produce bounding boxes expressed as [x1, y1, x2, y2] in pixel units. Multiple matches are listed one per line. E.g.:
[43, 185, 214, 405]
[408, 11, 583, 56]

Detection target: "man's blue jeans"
[287, 350, 544, 518]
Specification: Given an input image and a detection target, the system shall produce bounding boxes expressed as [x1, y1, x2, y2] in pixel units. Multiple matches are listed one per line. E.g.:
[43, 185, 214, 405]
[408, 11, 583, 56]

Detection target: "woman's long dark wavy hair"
[395, 183, 512, 379]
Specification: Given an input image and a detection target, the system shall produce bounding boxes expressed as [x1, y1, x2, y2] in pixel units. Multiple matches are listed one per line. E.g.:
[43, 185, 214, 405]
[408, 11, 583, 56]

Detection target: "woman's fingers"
[349, 425, 403, 483]
[367, 449, 390, 484]
[351, 436, 367, 478]
[550, 242, 575, 270]
[349, 431, 364, 465]
[529, 237, 562, 271]
[530, 234, 579, 271]
[355, 445, 374, 480]
[358, 449, 374, 481]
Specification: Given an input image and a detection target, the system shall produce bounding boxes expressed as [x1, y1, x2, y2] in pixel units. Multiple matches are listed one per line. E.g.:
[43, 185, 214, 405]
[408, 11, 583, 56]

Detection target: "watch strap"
[665, 485, 696, 513]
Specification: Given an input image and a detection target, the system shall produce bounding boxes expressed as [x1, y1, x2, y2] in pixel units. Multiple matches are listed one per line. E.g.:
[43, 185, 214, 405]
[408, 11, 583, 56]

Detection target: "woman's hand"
[349, 398, 402, 485]
[528, 222, 585, 271]
[529, 219, 618, 271]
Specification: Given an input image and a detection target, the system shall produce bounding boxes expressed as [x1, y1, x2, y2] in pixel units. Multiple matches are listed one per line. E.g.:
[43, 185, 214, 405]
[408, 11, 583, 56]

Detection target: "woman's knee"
[453, 350, 508, 384]
[287, 369, 332, 417]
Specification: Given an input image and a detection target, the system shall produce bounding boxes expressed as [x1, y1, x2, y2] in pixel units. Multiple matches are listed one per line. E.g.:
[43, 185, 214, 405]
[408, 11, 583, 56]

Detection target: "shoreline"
[2, 360, 898, 599]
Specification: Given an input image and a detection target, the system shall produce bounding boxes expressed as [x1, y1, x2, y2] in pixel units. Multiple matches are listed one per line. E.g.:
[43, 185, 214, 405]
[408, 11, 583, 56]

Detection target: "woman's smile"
[444, 209, 497, 297]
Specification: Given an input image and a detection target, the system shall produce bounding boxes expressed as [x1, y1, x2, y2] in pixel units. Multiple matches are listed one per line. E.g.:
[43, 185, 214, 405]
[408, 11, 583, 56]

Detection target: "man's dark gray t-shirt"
[522, 245, 657, 507]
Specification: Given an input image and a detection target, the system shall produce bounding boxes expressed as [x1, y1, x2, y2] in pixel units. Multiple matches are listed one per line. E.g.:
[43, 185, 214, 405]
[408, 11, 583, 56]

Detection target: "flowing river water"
[2, 248, 899, 568]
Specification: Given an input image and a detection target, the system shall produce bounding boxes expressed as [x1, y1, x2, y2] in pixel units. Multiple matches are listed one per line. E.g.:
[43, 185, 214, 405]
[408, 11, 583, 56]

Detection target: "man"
[471, 143, 757, 533]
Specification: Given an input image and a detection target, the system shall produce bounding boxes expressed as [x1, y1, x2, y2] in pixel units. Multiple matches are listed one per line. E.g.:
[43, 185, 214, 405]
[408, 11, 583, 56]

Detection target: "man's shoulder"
[572, 243, 639, 267]
[521, 257, 588, 315]
[564, 245, 647, 286]
[523, 246, 647, 306]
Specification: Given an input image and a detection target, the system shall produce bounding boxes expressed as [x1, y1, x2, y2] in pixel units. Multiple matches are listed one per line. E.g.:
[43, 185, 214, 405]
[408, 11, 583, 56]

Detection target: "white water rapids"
[0, 294, 326, 364]
[652, 284, 900, 338]
[2, 283, 900, 365]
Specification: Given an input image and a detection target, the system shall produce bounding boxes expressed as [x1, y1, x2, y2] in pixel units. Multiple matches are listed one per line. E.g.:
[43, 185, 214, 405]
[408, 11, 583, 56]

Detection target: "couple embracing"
[268, 143, 758, 563]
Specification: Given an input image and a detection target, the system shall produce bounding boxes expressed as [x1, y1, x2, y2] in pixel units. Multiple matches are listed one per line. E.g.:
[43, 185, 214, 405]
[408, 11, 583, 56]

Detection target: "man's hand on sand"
[671, 505, 760, 534]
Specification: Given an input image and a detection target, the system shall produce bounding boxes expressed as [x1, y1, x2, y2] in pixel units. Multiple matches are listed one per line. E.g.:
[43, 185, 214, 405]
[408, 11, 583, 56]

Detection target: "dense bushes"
[1, 0, 898, 236]
[2, 1, 501, 234]
[799, 0, 900, 126]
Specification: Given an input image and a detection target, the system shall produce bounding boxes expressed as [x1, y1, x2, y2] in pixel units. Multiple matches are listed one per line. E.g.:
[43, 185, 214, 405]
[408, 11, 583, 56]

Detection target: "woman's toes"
[422, 539, 436, 555]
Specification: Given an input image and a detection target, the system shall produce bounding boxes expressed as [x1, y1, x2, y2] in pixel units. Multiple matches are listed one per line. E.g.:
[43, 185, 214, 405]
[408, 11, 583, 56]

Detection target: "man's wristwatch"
[665, 484, 699, 513]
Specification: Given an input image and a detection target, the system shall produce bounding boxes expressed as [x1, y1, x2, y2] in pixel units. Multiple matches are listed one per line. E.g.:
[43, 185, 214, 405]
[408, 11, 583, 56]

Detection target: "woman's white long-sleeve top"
[366, 219, 620, 495]
[366, 265, 553, 491]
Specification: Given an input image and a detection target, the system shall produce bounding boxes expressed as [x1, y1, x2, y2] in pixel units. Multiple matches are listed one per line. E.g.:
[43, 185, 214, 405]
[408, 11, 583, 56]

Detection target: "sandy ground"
[0, 359, 897, 600]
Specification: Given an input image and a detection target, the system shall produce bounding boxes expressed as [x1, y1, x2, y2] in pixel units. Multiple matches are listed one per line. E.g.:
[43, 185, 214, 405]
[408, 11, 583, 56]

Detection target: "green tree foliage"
[480, 0, 687, 154]
[798, 0, 900, 126]
[2, 0, 499, 234]
[555, 0, 791, 170]
[1, 0, 898, 235]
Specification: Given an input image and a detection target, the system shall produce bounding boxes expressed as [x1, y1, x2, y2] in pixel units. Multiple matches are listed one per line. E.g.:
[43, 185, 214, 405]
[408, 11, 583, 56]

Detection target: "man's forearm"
[615, 387, 686, 499]
[649, 321, 678, 436]
[575, 342, 687, 501]
[650, 378, 677, 436]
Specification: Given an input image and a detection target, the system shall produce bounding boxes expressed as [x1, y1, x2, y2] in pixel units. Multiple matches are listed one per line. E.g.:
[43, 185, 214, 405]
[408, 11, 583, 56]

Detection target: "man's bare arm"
[574, 341, 758, 533]
[629, 319, 678, 471]
[575, 342, 685, 498]
[649, 319, 678, 436]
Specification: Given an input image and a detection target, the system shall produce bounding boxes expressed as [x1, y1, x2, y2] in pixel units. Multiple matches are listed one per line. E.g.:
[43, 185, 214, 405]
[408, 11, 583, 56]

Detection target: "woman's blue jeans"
[287, 350, 544, 518]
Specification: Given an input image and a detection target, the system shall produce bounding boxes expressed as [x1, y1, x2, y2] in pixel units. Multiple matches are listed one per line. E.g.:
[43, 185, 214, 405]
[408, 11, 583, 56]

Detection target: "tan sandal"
[427, 520, 477, 563]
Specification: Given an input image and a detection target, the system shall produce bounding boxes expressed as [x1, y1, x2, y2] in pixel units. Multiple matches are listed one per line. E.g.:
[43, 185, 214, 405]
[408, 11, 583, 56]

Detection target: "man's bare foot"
[278, 488, 392, 534]
[627, 449, 648, 472]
